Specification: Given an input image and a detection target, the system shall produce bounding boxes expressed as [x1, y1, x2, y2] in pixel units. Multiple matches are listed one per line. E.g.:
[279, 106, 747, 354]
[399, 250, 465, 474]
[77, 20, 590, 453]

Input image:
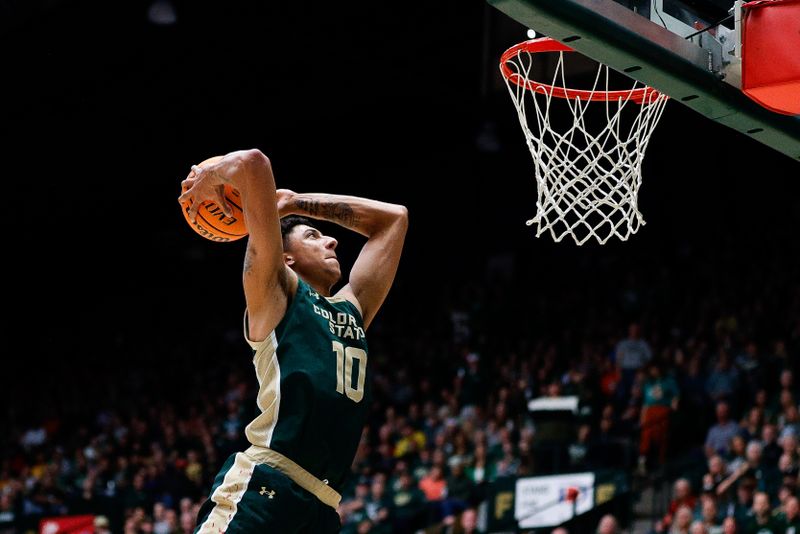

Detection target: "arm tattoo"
[243, 242, 256, 274]
[294, 198, 360, 228]
[294, 197, 319, 217]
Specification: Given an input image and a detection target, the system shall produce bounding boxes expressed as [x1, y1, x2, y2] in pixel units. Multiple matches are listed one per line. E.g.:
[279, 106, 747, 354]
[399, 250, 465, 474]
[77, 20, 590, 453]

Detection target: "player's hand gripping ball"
[180, 156, 247, 242]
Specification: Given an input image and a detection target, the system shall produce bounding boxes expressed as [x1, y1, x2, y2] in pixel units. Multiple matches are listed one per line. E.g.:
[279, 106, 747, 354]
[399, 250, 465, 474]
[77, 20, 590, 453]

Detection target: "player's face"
[285, 224, 341, 286]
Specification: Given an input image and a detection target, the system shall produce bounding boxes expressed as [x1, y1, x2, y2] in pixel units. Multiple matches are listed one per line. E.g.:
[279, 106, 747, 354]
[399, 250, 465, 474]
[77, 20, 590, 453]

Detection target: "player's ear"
[284, 253, 294, 266]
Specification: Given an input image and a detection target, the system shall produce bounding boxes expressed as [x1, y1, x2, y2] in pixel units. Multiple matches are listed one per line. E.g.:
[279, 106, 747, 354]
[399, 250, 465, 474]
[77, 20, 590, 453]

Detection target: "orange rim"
[500, 37, 663, 104]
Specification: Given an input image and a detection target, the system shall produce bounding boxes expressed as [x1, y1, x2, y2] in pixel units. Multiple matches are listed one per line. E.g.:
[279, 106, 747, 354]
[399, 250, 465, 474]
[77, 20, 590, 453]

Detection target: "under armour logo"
[259, 487, 275, 499]
[309, 289, 319, 300]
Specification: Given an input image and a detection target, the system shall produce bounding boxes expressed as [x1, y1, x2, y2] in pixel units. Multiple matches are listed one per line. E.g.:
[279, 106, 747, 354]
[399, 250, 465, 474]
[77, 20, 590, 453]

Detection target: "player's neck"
[304, 277, 333, 297]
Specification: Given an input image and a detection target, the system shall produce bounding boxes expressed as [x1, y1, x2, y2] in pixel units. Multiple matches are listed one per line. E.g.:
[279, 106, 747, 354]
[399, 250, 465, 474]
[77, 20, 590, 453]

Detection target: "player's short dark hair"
[280, 215, 314, 249]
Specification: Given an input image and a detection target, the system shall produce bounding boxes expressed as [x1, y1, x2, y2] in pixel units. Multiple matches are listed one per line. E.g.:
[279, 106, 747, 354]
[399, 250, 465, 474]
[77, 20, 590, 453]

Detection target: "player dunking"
[178, 149, 408, 532]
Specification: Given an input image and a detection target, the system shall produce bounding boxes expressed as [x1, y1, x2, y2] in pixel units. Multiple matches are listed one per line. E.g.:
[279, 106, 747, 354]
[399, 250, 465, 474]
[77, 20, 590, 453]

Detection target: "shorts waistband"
[243, 446, 341, 509]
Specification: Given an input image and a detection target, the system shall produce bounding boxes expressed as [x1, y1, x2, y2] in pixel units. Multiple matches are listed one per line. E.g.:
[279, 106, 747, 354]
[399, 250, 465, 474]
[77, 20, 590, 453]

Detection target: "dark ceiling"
[1, 0, 797, 366]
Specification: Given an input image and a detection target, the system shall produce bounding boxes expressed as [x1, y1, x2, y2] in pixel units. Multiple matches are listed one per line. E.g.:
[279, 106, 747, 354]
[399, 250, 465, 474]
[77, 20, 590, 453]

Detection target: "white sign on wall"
[514, 472, 595, 528]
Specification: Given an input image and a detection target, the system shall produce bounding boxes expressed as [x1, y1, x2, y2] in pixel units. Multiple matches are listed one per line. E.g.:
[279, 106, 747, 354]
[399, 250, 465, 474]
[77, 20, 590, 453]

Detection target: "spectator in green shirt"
[777, 495, 800, 534]
[743, 492, 782, 534]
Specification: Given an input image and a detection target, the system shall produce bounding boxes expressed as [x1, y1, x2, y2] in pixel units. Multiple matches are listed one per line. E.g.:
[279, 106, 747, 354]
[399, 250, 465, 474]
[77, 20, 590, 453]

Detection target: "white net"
[501, 41, 669, 245]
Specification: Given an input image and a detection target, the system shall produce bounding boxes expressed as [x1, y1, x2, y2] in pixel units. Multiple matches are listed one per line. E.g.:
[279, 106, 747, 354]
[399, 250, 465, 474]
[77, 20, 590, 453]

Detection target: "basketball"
[180, 156, 248, 243]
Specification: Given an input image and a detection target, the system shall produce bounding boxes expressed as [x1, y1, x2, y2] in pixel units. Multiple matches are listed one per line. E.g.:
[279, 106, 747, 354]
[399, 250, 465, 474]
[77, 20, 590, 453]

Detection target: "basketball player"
[178, 148, 408, 533]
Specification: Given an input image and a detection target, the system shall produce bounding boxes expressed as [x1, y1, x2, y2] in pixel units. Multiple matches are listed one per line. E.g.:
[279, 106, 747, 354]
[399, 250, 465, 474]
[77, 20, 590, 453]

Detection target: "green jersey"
[244, 277, 371, 492]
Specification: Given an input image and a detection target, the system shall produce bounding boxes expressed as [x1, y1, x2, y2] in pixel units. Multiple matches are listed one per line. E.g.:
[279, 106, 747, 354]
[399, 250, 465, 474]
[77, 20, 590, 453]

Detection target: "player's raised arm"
[281, 192, 408, 329]
[178, 149, 294, 341]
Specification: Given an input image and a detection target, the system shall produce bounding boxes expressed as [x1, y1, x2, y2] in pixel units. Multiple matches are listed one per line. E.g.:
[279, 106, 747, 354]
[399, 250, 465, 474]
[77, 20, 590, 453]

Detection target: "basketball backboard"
[487, 0, 800, 160]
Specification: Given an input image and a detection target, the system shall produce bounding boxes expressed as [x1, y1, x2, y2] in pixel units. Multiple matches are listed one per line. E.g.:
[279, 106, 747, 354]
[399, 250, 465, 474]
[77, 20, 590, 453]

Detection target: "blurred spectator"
[743, 491, 782, 533]
[443, 459, 473, 518]
[392, 471, 426, 532]
[394, 420, 426, 460]
[658, 479, 697, 532]
[705, 402, 741, 458]
[703, 455, 728, 494]
[568, 424, 591, 471]
[456, 352, 487, 411]
[465, 442, 495, 486]
[760, 424, 782, 469]
[94, 515, 111, 534]
[724, 476, 757, 526]
[721, 516, 737, 534]
[638, 361, 680, 472]
[597, 514, 619, 534]
[734, 342, 764, 402]
[777, 495, 800, 533]
[669, 505, 693, 534]
[614, 322, 653, 403]
[697, 495, 723, 534]
[442, 507, 479, 534]
[705, 352, 740, 406]
[740, 407, 764, 443]
[726, 435, 748, 475]
[419, 465, 447, 503]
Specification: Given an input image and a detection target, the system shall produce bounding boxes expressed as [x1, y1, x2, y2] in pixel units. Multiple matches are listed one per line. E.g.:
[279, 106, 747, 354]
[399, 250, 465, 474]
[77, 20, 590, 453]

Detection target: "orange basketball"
[180, 156, 248, 243]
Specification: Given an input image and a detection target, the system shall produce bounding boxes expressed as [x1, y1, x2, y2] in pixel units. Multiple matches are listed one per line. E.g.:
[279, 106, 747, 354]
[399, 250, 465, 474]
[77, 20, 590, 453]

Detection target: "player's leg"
[195, 454, 318, 533]
[194, 453, 239, 532]
[301, 495, 343, 534]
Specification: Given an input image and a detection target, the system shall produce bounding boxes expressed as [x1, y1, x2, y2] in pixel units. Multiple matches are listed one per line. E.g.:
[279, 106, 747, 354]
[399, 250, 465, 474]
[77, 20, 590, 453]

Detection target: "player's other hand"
[276, 189, 297, 217]
[178, 161, 232, 222]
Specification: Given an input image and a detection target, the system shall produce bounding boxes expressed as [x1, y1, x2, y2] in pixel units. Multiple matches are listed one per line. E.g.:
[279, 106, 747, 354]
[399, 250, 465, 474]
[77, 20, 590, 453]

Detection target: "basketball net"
[500, 38, 669, 245]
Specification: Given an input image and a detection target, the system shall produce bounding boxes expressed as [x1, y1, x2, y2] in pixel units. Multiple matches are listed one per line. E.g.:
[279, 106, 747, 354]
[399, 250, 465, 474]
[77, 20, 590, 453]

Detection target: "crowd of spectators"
[2, 205, 799, 534]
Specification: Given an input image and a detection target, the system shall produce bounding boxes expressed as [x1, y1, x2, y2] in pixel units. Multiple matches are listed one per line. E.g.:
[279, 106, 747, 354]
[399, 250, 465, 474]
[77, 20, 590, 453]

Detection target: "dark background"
[2, 0, 798, 425]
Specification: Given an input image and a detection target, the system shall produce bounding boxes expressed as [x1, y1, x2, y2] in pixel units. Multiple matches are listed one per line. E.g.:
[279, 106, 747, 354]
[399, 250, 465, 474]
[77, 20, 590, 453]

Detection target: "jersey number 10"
[332, 340, 367, 402]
